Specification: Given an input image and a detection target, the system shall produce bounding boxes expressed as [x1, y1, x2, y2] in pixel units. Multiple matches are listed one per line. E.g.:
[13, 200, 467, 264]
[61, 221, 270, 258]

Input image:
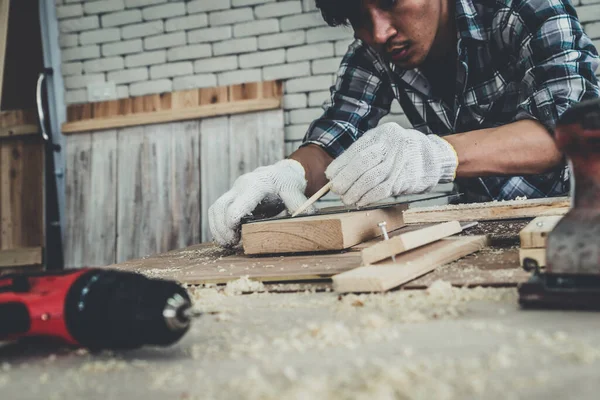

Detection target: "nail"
[378, 221, 396, 263]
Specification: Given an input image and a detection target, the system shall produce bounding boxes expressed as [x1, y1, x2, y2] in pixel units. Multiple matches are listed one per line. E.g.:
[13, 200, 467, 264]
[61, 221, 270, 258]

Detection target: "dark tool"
[518, 98, 600, 309]
[0, 268, 200, 350]
[241, 192, 463, 224]
[37, 69, 64, 270]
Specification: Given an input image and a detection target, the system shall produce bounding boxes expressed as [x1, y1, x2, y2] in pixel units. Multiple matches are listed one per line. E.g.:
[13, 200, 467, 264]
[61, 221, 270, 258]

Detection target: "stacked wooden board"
[107, 197, 572, 292]
[518, 215, 563, 268]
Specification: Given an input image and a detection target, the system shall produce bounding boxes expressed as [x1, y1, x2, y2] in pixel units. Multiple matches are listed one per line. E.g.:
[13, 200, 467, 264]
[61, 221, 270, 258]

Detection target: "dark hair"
[315, 0, 363, 27]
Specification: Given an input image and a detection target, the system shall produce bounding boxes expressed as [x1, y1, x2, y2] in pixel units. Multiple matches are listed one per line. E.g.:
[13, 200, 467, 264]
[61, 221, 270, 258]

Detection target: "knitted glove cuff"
[428, 135, 459, 183]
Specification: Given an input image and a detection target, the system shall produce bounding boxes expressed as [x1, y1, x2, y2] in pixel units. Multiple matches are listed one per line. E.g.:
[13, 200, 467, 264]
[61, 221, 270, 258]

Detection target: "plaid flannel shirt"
[302, 0, 600, 201]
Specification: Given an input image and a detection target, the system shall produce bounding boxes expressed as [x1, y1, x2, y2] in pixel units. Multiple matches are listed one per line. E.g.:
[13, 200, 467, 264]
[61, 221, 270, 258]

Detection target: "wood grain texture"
[65, 131, 117, 268]
[62, 81, 283, 134]
[0, 136, 43, 250]
[361, 221, 463, 265]
[519, 247, 546, 268]
[519, 216, 563, 249]
[107, 242, 362, 284]
[200, 116, 229, 243]
[332, 235, 490, 293]
[403, 197, 570, 224]
[0, 109, 38, 138]
[0, 0, 8, 110]
[116, 121, 201, 263]
[241, 204, 407, 255]
[0, 246, 41, 268]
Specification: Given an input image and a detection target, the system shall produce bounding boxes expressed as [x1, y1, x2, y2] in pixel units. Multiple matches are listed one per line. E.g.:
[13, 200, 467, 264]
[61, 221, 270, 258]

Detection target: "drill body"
[0, 268, 194, 350]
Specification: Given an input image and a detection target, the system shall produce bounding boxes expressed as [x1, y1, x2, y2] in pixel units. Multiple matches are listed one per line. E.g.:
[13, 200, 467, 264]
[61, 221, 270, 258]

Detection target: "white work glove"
[325, 122, 458, 206]
[208, 159, 314, 247]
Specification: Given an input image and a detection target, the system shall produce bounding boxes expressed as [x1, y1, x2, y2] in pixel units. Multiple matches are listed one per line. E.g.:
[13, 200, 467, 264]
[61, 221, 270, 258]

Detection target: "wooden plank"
[361, 221, 463, 265]
[241, 204, 407, 255]
[200, 116, 230, 243]
[62, 98, 280, 133]
[0, 0, 9, 110]
[228, 109, 284, 181]
[116, 121, 201, 263]
[0, 247, 42, 268]
[519, 216, 563, 249]
[403, 197, 570, 224]
[519, 248, 546, 268]
[65, 131, 118, 268]
[332, 235, 490, 293]
[0, 136, 43, 250]
[61, 81, 283, 134]
[107, 242, 362, 284]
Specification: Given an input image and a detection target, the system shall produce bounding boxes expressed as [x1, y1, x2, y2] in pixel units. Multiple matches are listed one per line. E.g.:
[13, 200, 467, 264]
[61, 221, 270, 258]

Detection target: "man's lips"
[389, 45, 410, 62]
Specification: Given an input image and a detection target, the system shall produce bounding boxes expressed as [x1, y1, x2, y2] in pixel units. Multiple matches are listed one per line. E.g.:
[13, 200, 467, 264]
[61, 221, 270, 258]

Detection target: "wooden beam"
[402, 197, 570, 224]
[241, 205, 407, 255]
[519, 216, 563, 249]
[332, 235, 490, 293]
[0, 247, 42, 268]
[361, 221, 463, 265]
[61, 81, 283, 134]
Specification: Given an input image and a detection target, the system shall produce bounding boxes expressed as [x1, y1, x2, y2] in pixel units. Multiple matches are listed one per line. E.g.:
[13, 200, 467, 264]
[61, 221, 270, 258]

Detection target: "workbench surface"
[3, 219, 600, 399]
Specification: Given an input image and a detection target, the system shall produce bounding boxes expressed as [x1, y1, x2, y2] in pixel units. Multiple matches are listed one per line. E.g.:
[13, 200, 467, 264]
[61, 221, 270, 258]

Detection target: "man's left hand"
[325, 122, 458, 206]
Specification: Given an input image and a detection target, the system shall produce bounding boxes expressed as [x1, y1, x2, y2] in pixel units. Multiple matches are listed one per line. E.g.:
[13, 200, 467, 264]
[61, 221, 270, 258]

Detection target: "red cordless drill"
[0, 268, 199, 350]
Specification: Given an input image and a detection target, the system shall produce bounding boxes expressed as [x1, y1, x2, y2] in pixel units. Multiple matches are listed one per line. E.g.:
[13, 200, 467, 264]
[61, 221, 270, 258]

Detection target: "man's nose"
[371, 11, 396, 45]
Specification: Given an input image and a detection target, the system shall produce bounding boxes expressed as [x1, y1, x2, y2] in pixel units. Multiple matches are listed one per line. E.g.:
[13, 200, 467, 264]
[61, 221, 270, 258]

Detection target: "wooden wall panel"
[200, 116, 230, 243]
[0, 136, 43, 250]
[65, 109, 283, 266]
[116, 121, 201, 263]
[64, 131, 118, 268]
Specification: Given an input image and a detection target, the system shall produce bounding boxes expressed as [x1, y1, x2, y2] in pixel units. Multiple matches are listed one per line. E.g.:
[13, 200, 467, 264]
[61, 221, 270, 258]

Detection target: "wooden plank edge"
[519, 215, 563, 249]
[361, 220, 463, 265]
[0, 247, 43, 268]
[403, 197, 570, 224]
[0, 124, 39, 138]
[62, 97, 281, 134]
[332, 235, 490, 293]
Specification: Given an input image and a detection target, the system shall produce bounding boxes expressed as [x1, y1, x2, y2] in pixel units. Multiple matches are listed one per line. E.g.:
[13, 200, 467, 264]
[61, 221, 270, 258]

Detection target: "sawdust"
[224, 276, 266, 296]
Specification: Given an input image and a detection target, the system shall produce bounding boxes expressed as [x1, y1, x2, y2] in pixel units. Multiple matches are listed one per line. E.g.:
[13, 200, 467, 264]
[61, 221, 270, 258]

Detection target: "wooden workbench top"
[107, 220, 531, 290]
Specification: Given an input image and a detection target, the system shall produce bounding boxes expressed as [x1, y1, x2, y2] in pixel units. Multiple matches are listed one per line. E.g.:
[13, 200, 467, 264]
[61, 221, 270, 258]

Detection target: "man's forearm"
[444, 119, 564, 177]
[289, 144, 334, 196]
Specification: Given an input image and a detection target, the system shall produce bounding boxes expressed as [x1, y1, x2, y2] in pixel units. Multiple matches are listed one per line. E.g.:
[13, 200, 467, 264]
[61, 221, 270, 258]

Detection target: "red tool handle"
[0, 268, 90, 345]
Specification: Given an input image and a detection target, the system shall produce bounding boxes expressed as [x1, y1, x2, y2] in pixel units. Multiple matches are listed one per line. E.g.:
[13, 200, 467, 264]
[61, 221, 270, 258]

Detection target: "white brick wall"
[54, 0, 598, 155]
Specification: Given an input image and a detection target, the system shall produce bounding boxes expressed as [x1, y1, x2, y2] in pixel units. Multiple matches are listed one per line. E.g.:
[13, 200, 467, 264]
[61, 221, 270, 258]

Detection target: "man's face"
[353, 0, 444, 69]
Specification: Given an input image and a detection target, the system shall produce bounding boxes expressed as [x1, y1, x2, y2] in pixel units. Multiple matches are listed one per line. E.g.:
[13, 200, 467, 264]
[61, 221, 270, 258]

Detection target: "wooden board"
[402, 196, 570, 224]
[0, 246, 41, 268]
[0, 136, 43, 251]
[332, 235, 490, 293]
[0, 109, 38, 138]
[519, 216, 563, 249]
[519, 248, 546, 268]
[62, 81, 283, 134]
[105, 221, 529, 288]
[241, 204, 407, 255]
[200, 116, 230, 243]
[361, 221, 462, 265]
[116, 121, 201, 263]
[0, 0, 8, 110]
[65, 131, 118, 268]
[107, 242, 362, 284]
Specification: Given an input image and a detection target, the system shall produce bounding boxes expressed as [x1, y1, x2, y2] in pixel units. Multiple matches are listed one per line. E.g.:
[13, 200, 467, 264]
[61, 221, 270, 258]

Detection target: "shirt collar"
[455, 0, 487, 42]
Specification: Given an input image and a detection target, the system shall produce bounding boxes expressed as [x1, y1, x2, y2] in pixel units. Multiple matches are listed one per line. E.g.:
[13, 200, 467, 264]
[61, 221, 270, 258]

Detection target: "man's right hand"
[208, 159, 313, 247]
